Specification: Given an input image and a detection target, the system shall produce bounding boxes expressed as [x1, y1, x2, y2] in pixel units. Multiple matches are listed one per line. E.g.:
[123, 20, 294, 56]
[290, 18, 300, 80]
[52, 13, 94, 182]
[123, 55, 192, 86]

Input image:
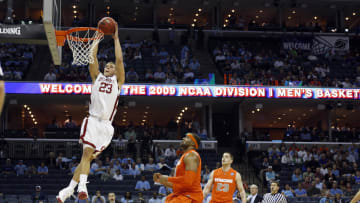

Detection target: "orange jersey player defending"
[153, 133, 203, 203]
[203, 152, 246, 203]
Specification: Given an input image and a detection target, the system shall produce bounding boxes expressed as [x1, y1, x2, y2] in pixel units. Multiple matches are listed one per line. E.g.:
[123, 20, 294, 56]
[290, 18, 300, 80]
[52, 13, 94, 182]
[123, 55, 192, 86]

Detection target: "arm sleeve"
[168, 170, 196, 187]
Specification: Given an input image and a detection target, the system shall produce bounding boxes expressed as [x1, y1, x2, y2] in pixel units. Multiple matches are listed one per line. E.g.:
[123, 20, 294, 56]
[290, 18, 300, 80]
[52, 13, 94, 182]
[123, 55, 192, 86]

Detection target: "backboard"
[43, 0, 62, 65]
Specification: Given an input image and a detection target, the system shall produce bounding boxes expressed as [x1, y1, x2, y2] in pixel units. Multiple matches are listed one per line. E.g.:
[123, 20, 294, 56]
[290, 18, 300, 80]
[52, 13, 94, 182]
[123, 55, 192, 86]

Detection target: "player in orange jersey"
[203, 152, 246, 203]
[153, 133, 203, 203]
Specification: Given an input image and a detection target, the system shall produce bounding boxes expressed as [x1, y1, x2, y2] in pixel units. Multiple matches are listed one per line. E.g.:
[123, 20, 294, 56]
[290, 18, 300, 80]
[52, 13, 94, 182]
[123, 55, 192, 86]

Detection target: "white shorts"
[79, 116, 114, 153]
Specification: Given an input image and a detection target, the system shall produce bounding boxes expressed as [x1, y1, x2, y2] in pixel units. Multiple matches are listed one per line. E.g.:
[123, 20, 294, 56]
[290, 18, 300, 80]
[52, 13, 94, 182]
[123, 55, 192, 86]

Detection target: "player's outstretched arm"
[203, 171, 214, 198]
[351, 190, 360, 203]
[235, 173, 247, 203]
[89, 33, 100, 82]
[112, 24, 125, 89]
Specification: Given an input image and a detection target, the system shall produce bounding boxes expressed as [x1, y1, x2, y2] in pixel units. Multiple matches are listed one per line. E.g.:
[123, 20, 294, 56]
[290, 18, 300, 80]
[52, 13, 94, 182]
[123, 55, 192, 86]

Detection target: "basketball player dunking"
[57, 23, 125, 203]
[203, 152, 246, 203]
[153, 133, 203, 203]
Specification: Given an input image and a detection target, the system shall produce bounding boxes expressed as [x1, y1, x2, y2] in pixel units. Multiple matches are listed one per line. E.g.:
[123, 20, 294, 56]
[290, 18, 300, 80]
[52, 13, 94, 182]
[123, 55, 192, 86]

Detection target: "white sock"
[68, 179, 78, 190]
[79, 174, 88, 184]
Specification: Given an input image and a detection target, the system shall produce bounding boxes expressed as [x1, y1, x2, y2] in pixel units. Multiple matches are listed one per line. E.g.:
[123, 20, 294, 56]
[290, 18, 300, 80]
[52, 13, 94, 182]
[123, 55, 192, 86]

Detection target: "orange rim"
[56, 27, 103, 46]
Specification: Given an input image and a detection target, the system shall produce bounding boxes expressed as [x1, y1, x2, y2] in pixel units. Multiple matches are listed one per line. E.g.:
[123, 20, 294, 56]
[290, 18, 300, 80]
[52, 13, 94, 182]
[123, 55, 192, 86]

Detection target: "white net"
[66, 28, 104, 66]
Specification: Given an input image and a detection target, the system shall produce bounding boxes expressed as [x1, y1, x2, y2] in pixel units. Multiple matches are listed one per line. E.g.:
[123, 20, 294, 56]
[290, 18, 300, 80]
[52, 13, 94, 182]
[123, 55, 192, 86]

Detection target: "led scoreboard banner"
[4, 82, 360, 99]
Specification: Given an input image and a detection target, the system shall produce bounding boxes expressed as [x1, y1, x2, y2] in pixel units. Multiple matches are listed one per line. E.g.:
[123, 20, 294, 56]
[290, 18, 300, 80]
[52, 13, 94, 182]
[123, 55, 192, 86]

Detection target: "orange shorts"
[165, 193, 202, 203]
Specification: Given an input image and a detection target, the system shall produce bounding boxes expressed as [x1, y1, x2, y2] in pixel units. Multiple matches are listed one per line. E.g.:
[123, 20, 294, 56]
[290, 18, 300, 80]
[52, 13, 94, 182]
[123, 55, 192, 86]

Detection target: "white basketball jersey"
[89, 73, 120, 122]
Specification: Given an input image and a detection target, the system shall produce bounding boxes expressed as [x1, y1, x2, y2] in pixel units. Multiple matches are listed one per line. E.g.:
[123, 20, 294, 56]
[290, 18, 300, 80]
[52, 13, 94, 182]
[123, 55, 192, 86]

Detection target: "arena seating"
[209, 37, 360, 87]
[0, 43, 36, 81]
[0, 149, 220, 202]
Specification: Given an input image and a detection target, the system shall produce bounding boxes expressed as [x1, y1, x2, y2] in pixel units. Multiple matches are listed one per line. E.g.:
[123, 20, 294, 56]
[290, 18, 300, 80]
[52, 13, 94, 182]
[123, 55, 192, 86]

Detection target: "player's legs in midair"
[57, 146, 95, 202]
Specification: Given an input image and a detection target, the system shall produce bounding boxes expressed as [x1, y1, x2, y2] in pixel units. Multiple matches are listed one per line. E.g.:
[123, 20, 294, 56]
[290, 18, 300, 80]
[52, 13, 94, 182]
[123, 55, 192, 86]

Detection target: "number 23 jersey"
[211, 167, 237, 203]
[89, 73, 120, 122]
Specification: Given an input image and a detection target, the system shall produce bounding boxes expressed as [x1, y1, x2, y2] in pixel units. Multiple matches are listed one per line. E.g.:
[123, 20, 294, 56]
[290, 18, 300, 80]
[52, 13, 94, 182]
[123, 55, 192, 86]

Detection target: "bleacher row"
[0, 150, 220, 202]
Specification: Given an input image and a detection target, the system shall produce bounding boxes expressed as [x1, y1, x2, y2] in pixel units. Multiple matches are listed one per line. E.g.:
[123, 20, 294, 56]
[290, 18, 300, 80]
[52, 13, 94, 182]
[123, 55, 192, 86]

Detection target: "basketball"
[98, 17, 117, 35]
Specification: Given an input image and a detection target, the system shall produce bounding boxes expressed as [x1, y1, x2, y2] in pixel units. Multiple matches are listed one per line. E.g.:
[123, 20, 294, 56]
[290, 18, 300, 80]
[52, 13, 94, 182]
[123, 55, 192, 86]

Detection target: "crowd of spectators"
[0, 43, 36, 81]
[250, 143, 360, 202]
[244, 126, 360, 142]
[210, 38, 360, 88]
[0, 145, 219, 203]
[45, 37, 200, 84]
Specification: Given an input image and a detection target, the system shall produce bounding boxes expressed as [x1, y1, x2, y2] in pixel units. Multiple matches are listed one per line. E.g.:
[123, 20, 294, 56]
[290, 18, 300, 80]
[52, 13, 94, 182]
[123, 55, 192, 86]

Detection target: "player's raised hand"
[112, 22, 118, 40]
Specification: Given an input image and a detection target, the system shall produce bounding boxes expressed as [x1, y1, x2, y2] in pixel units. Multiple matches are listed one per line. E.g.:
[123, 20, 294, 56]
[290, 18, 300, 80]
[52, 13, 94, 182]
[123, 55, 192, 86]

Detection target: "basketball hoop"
[56, 27, 104, 66]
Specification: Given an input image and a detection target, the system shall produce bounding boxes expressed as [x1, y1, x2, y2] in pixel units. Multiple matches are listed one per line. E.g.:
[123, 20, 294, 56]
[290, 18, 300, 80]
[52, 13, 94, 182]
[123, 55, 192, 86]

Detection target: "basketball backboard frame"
[43, 0, 62, 65]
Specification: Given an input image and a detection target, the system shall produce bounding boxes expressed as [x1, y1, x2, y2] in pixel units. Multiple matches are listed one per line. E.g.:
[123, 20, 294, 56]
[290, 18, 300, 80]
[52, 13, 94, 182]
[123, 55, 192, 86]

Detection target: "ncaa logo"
[231, 172, 234, 176]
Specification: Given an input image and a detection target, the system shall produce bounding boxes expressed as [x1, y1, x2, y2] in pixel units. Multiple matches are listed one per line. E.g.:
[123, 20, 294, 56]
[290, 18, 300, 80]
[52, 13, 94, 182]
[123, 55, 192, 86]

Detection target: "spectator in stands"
[281, 184, 294, 198]
[153, 144, 164, 162]
[64, 116, 77, 128]
[202, 166, 211, 182]
[2, 158, 14, 175]
[246, 184, 262, 203]
[303, 167, 315, 180]
[292, 152, 303, 165]
[3, 67, 13, 80]
[133, 49, 142, 60]
[281, 151, 292, 165]
[37, 162, 48, 176]
[319, 191, 333, 203]
[92, 190, 106, 203]
[124, 128, 137, 154]
[183, 68, 194, 83]
[292, 168, 303, 183]
[149, 192, 161, 203]
[215, 52, 226, 62]
[14, 160, 27, 176]
[126, 67, 139, 82]
[315, 167, 324, 179]
[188, 58, 200, 72]
[71, 162, 78, 174]
[44, 68, 57, 81]
[334, 193, 344, 203]
[295, 182, 307, 197]
[122, 154, 134, 165]
[154, 66, 166, 83]
[330, 182, 343, 197]
[113, 169, 123, 181]
[32, 185, 45, 203]
[92, 160, 107, 176]
[344, 183, 354, 197]
[120, 192, 133, 203]
[165, 73, 177, 84]
[145, 68, 154, 82]
[128, 162, 141, 177]
[158, 48, 169, 57]
[107, 192, 119, 203]
[157, 157, 171, 173]
[13, 67, 23, 80]
[307, 181, 321, 197]
[135, 175, 151, 191]
[158, 185, 173, 197]
[265, 166, 276, 184]
[354, 170, 360, 184]
[302, 176, 312, 190]
[135, 158, 145, 172]
[315, 177, 323, 190]
[136, 192, 145, 203]
[271, 159, 281, 173]
[164, 145, 176, 160]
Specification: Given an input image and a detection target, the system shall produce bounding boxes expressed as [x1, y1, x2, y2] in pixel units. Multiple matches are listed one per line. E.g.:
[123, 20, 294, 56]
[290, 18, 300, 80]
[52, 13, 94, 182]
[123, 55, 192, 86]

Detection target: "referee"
[262, 181, 287, 203]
